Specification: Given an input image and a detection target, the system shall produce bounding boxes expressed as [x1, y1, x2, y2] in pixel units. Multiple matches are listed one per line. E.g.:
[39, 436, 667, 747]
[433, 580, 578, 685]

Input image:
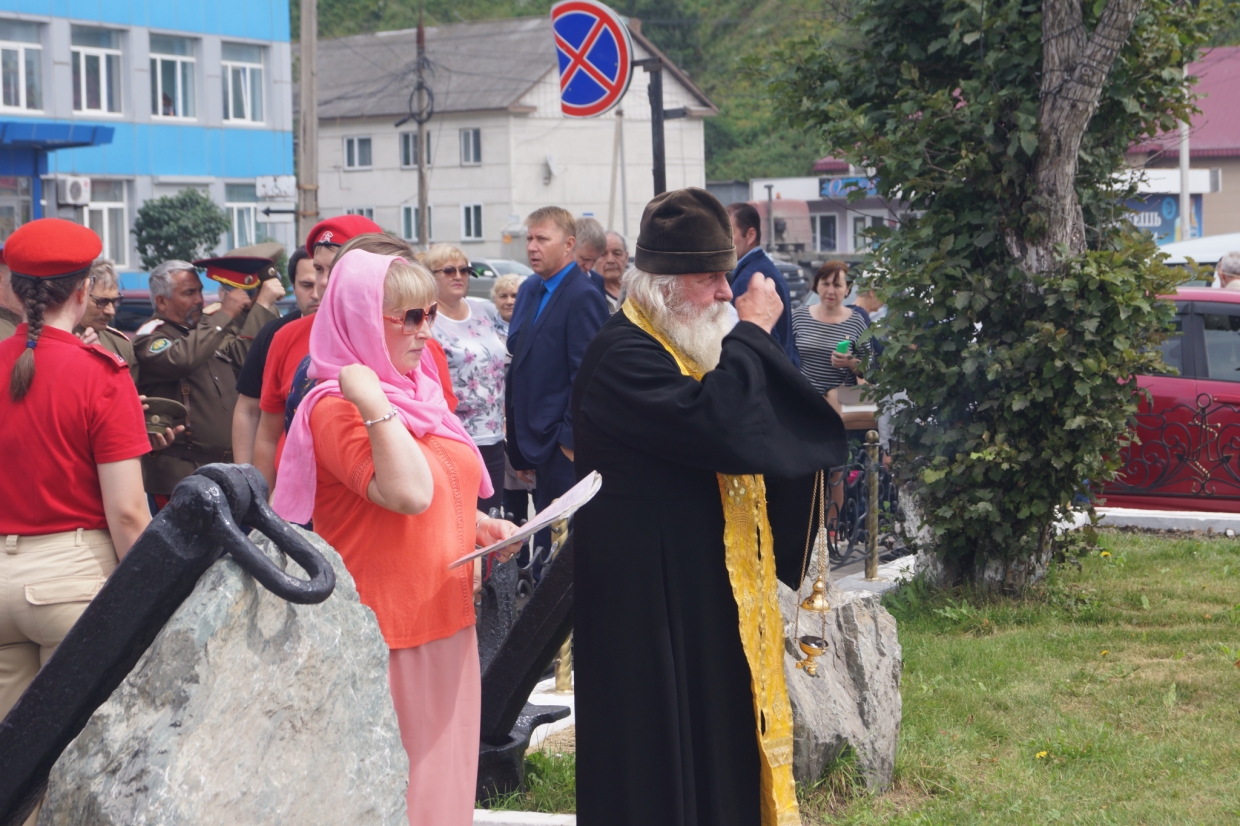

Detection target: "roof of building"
[813, 156, 850, 174]
[1131, 46, 1240, 160]
[294, 16, 716, 121]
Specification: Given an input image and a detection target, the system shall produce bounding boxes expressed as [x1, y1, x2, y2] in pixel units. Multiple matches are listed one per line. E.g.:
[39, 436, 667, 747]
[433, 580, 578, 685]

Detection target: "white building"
[301, 17, 715, 258]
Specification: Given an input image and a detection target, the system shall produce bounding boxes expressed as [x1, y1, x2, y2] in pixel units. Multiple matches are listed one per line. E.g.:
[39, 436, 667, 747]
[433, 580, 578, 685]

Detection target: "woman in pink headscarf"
[274, 249, 519, 825]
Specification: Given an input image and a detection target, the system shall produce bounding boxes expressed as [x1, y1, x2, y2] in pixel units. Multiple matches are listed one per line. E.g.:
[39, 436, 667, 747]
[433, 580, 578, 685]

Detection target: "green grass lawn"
[487, 529, 1240, 823]
[805, 529, 1240, 824]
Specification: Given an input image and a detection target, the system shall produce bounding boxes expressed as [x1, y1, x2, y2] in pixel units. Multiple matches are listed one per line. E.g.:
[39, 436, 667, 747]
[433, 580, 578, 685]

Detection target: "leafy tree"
[132, 188, 233, 271]
[770, 0, 1217, 588]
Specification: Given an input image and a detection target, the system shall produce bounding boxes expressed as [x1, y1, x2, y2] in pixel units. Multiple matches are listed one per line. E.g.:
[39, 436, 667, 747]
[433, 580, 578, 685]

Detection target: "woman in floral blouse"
[426, 243, 509, 515]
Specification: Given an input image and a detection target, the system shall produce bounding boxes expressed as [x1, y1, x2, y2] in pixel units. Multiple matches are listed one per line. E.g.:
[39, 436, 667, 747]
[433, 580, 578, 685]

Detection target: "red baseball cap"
[305, 215, 383, 255]
[4, 218, 102, 280]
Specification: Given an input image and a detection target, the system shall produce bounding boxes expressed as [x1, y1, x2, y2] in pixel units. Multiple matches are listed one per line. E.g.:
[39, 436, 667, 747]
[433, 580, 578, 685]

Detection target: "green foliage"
[768, 0, 1217, 570]
[485, 751, 576, 813]
[131, 189, 232, 271]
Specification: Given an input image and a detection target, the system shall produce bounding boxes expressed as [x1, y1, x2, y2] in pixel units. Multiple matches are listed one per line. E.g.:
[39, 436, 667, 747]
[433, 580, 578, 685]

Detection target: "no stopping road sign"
[551, 0, 634, 118]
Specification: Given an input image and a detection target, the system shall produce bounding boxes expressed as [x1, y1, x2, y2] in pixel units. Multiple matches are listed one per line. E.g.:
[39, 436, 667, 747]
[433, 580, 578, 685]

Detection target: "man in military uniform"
[76, 259, 138, 382]
[134, 258, 283, 498]
[0, 250, 23, 339]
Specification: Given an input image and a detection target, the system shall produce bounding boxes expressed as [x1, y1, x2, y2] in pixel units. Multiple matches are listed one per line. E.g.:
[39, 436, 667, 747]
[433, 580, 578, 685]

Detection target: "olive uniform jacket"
[73, 325, 139, 383]
[0, 306, 19, 340]
[134, 301, 279, 494]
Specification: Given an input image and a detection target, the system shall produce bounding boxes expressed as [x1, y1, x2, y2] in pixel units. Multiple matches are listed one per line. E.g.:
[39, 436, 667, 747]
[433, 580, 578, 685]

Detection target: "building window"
[851, 215, 885, 252]
[0, 175, 32, 242]
[149, 35, 194, 118]
[402, 204, 433, 242]
[83, 180, 127, 266]
[221, 42, 263, 123]
[460, 128, 481, 166]
[461, 204, 482, 241]
[344, 136, 372, 170]
[810, 215, 837, 253]
[71, 27, 121, 114]
[345, 207, 374, 219]
[0, 20, 42, 112]
[225, 183, 266, 250]
[400, 132, 431, 168]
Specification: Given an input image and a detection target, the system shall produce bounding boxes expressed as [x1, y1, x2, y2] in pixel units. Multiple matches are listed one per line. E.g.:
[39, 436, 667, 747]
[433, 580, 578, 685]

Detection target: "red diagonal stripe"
[556, 19, 605, 91]
[555, 18, 619, 96]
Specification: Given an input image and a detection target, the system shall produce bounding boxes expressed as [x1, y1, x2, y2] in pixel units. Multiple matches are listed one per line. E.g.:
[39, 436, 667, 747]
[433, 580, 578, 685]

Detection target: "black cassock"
[571, 312, 848, 826]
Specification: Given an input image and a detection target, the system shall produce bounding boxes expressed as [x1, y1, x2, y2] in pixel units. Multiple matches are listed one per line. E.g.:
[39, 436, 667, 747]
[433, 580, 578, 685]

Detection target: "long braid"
[9, 274, 86, 402]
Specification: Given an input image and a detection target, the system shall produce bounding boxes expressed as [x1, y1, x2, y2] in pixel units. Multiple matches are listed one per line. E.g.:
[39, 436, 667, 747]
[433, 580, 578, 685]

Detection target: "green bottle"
[835, 340, 851, 355]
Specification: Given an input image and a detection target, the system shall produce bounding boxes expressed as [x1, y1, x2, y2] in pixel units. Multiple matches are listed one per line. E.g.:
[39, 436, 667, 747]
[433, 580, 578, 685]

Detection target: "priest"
[571, 188, 849, 826]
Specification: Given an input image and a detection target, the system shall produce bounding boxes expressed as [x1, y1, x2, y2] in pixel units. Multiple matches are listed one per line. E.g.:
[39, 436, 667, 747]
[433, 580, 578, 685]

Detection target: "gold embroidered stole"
[621, 299, 800, 826]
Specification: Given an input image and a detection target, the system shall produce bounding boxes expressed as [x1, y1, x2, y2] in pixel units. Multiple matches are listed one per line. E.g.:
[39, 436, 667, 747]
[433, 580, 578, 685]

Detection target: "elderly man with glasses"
[75, 259, 138, 382]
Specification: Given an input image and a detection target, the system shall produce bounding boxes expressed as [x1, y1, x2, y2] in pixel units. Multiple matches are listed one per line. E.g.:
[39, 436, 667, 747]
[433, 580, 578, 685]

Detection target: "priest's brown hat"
[634, 188, 737, 275]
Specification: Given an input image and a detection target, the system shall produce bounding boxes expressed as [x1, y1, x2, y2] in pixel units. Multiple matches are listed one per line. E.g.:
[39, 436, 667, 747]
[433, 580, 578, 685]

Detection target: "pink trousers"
[388, 625, 481, 826]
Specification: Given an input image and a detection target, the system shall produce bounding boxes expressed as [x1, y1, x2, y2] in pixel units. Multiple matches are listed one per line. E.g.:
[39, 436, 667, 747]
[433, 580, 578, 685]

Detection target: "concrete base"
[834, 555, 917, 597]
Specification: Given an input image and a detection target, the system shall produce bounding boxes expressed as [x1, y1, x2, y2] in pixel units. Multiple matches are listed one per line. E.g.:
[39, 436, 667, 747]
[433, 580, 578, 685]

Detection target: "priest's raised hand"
[734, 270, 785, 333]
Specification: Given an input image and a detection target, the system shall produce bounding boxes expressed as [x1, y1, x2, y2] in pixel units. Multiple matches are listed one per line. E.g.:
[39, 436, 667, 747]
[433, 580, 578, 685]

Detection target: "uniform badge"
[150, 338, 172, 354]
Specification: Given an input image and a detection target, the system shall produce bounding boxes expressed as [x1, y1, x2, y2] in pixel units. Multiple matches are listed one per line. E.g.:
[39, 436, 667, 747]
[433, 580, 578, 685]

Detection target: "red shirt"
[0, 325, 148, 534]
[260, 314, 315, 416]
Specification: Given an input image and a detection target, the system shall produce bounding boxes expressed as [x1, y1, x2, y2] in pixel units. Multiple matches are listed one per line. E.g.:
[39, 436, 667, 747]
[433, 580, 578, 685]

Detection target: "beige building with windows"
[302, 17, 715, 258]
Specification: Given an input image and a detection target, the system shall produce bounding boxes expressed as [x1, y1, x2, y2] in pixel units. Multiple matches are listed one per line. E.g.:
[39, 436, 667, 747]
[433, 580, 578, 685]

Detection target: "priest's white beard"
[625, 268, 731, 370]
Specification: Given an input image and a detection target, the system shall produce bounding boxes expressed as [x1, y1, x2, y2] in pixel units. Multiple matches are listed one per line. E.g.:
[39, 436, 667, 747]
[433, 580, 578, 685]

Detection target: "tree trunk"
[1005, 0, 1145, 273]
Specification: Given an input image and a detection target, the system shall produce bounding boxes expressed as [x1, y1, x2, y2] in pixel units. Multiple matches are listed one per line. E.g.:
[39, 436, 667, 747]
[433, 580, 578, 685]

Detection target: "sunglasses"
[383, 303, 438, 334]
[90, 294, 123, 309]
[434, 266, 475, 278]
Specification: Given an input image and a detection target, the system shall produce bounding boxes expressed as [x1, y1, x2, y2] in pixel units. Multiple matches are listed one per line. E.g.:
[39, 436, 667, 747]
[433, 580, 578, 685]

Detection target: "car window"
[1156, 315, 1184, 375]
[1202, 313, 1240, 381]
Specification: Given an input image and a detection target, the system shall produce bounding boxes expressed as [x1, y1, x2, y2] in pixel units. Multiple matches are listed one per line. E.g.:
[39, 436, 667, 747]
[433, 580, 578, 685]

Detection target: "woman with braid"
[0, 218, 151, 771]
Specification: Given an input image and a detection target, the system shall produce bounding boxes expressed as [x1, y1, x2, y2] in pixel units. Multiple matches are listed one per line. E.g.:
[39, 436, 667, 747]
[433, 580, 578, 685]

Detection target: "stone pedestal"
[780, 580, 902, 790]
[39, 529, 408, 826]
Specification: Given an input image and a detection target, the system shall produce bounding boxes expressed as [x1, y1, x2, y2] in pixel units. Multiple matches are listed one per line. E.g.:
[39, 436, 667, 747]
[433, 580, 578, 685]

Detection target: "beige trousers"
[0, 528, 117, 717]
[0, 528, 116, 826]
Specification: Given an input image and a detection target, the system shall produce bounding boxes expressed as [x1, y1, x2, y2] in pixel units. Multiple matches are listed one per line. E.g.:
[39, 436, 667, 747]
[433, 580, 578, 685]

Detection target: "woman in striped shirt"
[791, 260, 869, 394]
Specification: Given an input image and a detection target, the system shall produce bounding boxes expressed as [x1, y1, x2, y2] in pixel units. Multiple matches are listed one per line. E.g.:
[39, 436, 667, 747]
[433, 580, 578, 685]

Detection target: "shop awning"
[0, 121, 114, 150]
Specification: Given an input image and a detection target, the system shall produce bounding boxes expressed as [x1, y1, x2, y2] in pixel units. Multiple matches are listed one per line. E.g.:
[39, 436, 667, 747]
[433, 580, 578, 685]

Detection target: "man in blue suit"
[506, 206, 609, 542]
[726, 202, 801, 367]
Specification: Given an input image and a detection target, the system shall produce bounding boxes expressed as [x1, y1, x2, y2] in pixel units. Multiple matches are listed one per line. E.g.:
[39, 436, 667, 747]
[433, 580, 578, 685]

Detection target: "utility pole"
[297, 0, 319, 242]
[644, 60, 665, 196]
[1179, 65, 1192, 242]
[417, 5, 429, 250]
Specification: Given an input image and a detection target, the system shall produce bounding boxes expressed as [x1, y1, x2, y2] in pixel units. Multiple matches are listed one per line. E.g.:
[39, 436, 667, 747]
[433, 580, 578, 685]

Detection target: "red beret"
[194, 256, 280, 289]
[305, 215, 383, 255]
[5, 218, 102, 279]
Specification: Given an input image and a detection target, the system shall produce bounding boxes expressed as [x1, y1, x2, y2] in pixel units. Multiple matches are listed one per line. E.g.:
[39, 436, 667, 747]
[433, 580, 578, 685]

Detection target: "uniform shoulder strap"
[86, 343, 129, 372]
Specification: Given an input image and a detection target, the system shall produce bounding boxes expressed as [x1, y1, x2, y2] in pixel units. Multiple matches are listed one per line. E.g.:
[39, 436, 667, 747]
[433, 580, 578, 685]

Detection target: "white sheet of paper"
[447, 470, 603, 569]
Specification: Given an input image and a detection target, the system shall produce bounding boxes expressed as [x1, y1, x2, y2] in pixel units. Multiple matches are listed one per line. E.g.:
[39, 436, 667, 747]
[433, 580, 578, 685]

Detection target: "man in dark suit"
[727, 202, 801, 367]
[507, 206, 609, 542]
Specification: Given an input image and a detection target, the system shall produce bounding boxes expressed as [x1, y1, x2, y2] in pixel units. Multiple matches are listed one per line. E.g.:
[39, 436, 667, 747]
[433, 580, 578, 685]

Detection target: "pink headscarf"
[272, 249, 493, 524]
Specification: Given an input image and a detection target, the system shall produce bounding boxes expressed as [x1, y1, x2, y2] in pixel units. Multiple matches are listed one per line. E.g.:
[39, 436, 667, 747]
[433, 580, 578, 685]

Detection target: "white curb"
[473, 811, 576, 824]
[1094, 506, 1240, 533]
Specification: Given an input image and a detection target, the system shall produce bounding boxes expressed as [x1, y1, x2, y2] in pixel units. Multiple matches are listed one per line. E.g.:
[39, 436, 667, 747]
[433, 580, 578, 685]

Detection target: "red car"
[1104, 287, 1240, 512]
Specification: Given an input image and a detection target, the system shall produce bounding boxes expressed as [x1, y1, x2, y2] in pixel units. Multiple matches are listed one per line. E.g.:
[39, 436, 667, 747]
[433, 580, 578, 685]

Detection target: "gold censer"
[793, 471, 833, 677]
